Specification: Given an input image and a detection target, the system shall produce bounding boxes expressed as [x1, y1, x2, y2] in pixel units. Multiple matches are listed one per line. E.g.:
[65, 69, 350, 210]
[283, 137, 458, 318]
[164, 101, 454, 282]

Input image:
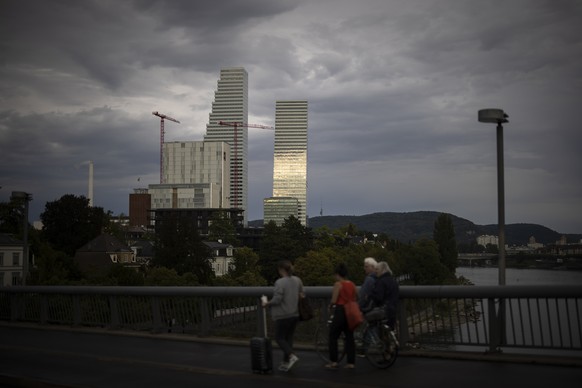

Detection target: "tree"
[40, 194, 108, 256]
[208, 211, 240, 246]
[433, 213, 458, 273]
[395, 239, 451, 285]
[259, 217, 314, 283]
[294, 249, 335, 286]
[230, 246, 260, 277]
[153, 213, 214, 284]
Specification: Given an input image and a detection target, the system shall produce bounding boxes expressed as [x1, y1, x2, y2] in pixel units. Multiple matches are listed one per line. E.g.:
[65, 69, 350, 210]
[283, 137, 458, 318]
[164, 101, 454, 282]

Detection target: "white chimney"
[88, 160, 94, 207]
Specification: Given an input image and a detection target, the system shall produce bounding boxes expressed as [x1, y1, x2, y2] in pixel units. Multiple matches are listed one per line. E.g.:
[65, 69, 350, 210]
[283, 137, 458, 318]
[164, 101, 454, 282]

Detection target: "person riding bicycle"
[369, 261, 399, 329]
[359, 257, 378, 312]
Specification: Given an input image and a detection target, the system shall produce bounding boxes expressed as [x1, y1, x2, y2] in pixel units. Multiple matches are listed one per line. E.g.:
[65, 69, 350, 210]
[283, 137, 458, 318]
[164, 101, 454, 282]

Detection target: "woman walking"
[262, 260, 304, 371]
[326, 263, 358, 369]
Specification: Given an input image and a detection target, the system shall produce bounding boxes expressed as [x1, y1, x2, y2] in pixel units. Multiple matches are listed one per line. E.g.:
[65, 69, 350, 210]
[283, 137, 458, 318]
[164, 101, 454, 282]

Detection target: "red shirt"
[336, 280, 357, 305]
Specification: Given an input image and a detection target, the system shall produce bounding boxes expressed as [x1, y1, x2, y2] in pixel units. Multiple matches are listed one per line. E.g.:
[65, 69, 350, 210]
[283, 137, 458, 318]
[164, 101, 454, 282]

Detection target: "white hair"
[364, 257, 378, 267]
[377, 261, 393, 276]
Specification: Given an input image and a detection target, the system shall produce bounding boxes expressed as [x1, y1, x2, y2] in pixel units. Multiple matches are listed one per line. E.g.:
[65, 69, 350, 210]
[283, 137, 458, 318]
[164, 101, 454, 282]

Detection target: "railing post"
[151, 297, 163, 334]
[73, 295, 81, 326]
[397, 298, 409, 345]
[199, 298, 210, 337]
[40, 295, 48, 324]
[488, 297, 503, 352]
[256, 298, 265, 337]
[109, 296, 120, 329]
[10, 294, 20, 322]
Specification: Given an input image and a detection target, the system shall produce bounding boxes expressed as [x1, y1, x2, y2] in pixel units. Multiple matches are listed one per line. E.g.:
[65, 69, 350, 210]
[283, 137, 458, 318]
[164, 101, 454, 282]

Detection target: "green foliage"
[103, 264, 145, 286]
[40, 194, 108, 256]
[433, 213, 459, 273]
[394, 239, 451, 285]
[153, 212, 214, 284]
[30, 236, 82, 285]
[208, 211, 240, 246]
[229, 246, 260, 277]
[0, 200, 24, 235]
[259, 216, 314, 283]
[294, 249, 335, 286]
[144, 267, 199, 286]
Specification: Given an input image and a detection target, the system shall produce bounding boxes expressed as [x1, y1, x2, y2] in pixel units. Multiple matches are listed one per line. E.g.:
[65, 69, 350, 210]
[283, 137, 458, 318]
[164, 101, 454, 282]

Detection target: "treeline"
[1, 194, 462, 287]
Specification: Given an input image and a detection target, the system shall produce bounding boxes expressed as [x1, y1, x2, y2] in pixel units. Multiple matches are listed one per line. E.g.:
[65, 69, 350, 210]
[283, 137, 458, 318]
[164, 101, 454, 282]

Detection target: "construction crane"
[218, 121, 273, 209]
[153, 111, 180, 184]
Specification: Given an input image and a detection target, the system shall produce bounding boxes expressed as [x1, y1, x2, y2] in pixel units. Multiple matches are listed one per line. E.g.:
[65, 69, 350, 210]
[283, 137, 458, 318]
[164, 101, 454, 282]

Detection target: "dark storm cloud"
[1, 0, 581, 232]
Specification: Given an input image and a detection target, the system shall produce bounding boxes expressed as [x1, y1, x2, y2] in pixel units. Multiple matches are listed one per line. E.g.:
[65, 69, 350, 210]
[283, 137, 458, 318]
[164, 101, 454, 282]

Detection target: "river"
[452, 267, 582, 356]
[456, 267, 582, 286]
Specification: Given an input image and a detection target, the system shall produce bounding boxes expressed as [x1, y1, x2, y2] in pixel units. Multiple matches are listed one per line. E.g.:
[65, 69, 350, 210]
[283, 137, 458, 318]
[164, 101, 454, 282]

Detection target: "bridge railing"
[1, 285, 581, 355]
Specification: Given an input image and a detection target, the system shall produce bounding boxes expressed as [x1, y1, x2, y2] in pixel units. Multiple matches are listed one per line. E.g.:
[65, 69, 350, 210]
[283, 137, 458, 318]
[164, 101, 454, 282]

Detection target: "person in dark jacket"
[370, 261, 399, 328]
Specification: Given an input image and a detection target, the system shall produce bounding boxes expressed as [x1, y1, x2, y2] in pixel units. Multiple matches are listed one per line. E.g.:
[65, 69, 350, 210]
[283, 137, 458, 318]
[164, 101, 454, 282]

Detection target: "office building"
[204, 67, 249, 224]
[149, 140, 230, 211]
[267, 100, 308, 226]
[263, 197, 299, 226]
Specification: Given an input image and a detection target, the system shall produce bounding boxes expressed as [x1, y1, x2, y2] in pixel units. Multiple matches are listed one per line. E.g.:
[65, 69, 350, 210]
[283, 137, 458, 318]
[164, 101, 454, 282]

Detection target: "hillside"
[249, 211, 581, 245]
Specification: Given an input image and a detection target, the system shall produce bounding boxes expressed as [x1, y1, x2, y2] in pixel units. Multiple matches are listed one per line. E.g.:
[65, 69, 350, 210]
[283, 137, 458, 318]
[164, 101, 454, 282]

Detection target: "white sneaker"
[286, 354, 299, 371]
[278, 362, 289, 371]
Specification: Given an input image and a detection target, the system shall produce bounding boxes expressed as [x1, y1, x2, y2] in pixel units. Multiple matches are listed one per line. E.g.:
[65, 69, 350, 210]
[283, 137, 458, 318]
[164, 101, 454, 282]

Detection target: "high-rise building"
[204, 67, 249, 224]
[148, 140, 230, 211]
[268, 100, 308, 226]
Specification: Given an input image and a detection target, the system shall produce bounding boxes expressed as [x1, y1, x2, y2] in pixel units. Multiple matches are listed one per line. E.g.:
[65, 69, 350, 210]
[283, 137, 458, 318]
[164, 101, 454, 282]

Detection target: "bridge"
[2, 285, 582, 387]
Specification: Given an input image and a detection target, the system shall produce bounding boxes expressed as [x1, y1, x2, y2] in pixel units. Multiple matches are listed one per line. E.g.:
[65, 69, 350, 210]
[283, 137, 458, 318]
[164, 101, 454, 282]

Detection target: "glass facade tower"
[270, 100, 308, 226]
[204, 67, 249, 224]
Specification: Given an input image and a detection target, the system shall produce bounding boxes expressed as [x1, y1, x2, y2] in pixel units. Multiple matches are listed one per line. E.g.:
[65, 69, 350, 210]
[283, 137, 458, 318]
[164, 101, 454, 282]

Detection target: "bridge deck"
[1, 324, 581, 388]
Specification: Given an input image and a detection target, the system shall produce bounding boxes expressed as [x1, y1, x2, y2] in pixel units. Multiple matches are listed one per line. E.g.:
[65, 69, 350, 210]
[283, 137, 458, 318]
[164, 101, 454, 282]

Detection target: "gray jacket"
[269, 275, 304, 321]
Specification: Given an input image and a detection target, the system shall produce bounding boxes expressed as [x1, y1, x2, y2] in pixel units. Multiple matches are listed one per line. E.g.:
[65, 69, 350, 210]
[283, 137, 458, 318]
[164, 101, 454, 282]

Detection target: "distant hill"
[249, 211, 581, 246]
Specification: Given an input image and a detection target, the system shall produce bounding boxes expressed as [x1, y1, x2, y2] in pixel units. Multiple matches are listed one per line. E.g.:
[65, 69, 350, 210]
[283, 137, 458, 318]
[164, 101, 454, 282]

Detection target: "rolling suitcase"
[250, 300, 273, 374]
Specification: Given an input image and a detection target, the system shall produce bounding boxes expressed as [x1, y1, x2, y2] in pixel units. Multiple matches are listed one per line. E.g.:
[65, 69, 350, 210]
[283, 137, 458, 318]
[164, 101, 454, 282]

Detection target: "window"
[0, 252, 4, 266]
[0, 271, 4, 286]
[12, 272, 21, 286]
[12, 252, 20, 266]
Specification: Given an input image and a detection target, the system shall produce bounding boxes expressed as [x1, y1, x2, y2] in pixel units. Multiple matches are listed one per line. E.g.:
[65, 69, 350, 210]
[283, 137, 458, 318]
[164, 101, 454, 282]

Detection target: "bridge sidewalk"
[1, 324, 581, 388]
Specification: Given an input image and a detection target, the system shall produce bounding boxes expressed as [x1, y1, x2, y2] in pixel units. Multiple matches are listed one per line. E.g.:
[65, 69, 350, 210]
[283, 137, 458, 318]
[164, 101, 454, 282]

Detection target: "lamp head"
[478, 109, 508, 124]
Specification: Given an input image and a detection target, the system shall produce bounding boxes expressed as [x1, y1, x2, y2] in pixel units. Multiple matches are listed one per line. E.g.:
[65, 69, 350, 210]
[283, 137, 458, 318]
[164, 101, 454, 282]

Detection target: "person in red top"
[326, 263, 358, 369]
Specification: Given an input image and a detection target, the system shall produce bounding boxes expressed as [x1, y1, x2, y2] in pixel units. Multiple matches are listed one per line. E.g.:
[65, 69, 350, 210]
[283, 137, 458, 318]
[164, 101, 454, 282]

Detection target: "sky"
[1, 0, 581, 234]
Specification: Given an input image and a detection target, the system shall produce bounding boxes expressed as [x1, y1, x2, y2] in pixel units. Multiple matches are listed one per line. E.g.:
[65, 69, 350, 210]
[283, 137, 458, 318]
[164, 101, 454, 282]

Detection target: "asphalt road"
[1, 325, 581, 388]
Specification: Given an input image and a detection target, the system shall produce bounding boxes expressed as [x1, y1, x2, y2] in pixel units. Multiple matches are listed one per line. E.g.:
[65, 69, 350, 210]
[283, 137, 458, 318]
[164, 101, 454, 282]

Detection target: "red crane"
[153, 111, 180, 184]
[218, 121, 273, 209]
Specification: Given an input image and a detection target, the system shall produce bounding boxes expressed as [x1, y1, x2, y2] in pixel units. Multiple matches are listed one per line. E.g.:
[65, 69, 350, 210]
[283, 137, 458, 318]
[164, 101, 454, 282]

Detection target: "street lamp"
[478, 109, 508, 286]
[10, 191, 32, 286]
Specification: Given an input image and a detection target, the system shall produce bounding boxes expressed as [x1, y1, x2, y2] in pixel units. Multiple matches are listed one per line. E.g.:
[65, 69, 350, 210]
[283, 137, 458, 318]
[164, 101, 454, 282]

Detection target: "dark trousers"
[275, 316, 298, 362]
[329, 304, 355, 364]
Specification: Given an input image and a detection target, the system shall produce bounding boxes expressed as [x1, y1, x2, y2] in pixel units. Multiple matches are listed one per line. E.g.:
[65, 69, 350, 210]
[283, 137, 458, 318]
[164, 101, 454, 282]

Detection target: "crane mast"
[153, 111, 180, 184]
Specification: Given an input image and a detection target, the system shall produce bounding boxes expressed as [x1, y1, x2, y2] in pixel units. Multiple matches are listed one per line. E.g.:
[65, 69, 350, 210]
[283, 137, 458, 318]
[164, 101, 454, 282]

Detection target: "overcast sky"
[1, 0, 581, 234]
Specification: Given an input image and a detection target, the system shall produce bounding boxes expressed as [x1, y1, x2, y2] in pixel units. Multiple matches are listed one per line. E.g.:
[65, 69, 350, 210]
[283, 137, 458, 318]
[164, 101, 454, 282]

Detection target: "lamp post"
[10, 191, 32, 286]
[478, 109, 508, 286]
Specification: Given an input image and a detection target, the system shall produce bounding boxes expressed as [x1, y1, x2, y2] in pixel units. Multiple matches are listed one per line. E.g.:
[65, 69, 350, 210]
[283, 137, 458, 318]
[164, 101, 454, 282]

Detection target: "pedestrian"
[261, 260, 303, 371]
[358, 257, 377, 356]
[370, 261, 399, 328]
[326, 263, 357, 369]
[359, 257, 378, 311]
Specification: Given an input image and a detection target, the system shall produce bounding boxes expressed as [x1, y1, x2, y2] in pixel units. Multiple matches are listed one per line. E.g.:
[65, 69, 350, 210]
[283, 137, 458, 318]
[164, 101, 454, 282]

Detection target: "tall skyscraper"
[268, 100, 308, 226]
[204, 67, 249, 224]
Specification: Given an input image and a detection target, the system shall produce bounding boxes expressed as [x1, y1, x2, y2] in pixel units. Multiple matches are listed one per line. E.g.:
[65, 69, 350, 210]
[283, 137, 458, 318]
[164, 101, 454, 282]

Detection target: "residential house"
[74, 234, 137, 277]
[0, 233, 24, 286]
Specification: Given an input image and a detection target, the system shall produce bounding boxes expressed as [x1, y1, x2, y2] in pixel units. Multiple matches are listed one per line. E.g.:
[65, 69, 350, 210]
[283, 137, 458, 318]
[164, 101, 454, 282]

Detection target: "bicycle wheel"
[314, 324, 346, 363]
[365, 324, 398, 369]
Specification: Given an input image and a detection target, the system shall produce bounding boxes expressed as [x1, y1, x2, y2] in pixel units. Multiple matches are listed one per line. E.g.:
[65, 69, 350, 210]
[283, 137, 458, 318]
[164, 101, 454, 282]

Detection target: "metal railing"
[1, 285, 581, 356]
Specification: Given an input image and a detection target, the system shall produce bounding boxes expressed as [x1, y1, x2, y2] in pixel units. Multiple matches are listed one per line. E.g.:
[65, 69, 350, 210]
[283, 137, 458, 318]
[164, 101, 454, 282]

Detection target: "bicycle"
[315, 309, 399, 369]
[314, 311, 346, 363]
[361, 317, 399, 369]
